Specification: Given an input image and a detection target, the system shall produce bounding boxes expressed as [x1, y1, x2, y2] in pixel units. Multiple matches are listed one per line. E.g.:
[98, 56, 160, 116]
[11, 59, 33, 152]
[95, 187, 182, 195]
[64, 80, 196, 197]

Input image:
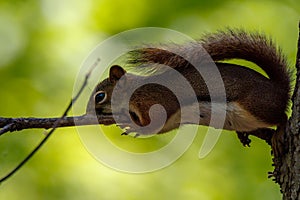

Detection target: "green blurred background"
[0, 0, 299, 199]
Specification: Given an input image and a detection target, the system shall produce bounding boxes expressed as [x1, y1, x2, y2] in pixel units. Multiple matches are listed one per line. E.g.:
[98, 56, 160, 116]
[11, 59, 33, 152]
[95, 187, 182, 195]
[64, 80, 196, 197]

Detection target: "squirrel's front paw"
[118, 123, 139, 137]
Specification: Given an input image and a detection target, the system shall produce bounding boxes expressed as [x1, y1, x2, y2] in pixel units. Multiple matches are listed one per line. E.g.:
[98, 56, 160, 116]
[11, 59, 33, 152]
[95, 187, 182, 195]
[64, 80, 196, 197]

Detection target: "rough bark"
[273, 22, 300, 199]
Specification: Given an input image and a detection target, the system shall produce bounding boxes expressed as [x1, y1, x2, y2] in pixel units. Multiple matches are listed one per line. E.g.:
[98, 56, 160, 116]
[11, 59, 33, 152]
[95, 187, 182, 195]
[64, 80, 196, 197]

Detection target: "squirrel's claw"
[236, 132, 251, 147]
[118, 124, 140, 137]
[121, 132, 128, 136]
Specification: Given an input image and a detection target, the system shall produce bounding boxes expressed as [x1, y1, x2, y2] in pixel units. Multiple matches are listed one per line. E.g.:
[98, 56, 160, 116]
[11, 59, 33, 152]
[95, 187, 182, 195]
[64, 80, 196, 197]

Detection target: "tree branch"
[0, 115, 115, 136]
[0, 58, 108, 184]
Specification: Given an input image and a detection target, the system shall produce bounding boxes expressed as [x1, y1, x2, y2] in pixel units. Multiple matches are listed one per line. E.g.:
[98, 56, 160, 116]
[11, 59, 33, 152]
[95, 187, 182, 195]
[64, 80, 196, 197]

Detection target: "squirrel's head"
[86, 65, 126, 116]
[86, 64, 180, 135]
[86, 65, 154, 134]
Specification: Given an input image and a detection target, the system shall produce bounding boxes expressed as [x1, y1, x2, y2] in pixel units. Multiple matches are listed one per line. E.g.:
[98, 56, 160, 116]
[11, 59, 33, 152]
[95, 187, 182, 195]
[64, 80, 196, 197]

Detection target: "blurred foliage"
[0, 0, 299, 200]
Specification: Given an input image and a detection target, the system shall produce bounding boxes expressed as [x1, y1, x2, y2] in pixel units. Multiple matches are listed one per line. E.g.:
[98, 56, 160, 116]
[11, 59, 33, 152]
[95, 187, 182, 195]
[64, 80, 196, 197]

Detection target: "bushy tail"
[128, 29, 291, 92]
[201, 29, 291, 92]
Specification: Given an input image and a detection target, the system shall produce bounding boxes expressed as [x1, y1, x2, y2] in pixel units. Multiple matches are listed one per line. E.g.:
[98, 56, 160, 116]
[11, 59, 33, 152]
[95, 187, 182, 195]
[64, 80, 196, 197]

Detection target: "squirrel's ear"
[109, 65, 126, 83]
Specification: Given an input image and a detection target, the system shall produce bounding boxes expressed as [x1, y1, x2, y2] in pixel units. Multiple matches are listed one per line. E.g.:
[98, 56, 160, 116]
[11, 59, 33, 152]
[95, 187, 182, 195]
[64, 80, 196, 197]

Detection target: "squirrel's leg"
[236, 128, 275, 147]
[271, 124, 286, 157]
[271, 114, 288, 157]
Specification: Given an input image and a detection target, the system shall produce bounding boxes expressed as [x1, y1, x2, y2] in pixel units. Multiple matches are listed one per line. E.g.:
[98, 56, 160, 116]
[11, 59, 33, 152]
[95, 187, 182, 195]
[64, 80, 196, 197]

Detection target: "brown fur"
[86, 29, 292, 135]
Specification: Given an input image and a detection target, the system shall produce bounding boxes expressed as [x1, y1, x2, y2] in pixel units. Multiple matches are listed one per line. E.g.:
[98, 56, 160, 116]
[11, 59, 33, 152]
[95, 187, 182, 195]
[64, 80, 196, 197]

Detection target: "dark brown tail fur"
[128, 29, 292, 105]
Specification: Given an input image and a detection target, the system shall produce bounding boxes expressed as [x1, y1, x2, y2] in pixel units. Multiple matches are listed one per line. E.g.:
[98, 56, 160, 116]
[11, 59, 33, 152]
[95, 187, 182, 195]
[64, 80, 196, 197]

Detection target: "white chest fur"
[163, 101, 272, 133]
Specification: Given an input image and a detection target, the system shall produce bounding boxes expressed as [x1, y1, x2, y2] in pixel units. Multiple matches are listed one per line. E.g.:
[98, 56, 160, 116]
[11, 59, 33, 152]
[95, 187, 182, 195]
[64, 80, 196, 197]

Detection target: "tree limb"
[0, 58, 106, 183]
[0, 115, 115, 136]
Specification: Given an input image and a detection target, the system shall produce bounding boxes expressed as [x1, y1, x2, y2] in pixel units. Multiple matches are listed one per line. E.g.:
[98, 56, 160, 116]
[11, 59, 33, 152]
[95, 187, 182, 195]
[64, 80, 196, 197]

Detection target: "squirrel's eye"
[94, 91, 107, 104]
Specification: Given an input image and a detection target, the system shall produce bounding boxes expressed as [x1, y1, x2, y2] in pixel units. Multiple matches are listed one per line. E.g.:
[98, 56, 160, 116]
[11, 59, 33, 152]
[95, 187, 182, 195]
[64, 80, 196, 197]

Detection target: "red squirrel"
[86, 29, 292, 149]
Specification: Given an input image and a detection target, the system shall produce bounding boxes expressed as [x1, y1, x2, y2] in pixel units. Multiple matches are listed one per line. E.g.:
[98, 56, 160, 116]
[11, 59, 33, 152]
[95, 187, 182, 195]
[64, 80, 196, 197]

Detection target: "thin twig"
[0, 59, 101, 184]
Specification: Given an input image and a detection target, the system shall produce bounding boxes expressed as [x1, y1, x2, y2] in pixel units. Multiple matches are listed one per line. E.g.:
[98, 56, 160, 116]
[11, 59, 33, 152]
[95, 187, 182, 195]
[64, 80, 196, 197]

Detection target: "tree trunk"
[274, 22, 300, 200]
